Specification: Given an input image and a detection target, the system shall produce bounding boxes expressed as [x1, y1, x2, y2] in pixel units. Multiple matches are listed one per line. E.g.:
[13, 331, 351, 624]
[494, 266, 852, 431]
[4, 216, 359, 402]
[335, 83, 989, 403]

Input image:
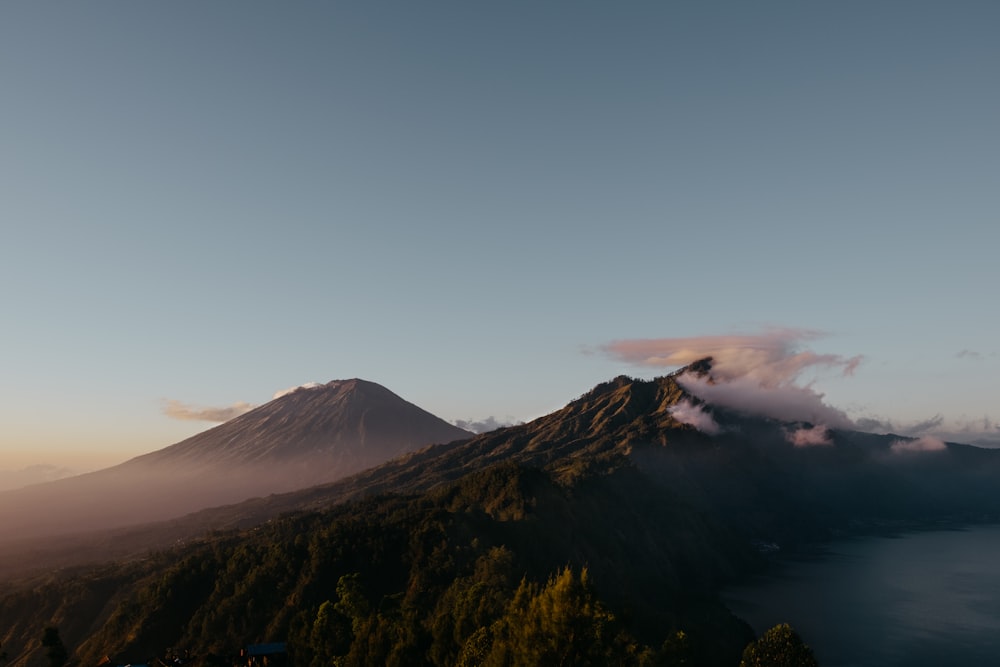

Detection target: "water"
[723, 524, 1000, 667]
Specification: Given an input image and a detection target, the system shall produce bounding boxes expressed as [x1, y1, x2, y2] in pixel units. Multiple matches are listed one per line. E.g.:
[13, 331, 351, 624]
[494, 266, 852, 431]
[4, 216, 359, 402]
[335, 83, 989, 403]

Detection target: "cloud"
[603, 328, 859, 428]
[890, 435, 947, 454]
[853, 413, 1000, 448]
[162, 399, 257, 422]
[923, 416, 1000, 448]
[786, 424, 833, 447]
[603, 328, 862, 387]
[855, 414, 945, 437]
[667, 399, 720, 435]
[957, 349, 983, 360]
[272, 382, 322, 399]
[677, 374, 854, 429]
[453, 416, 523, 434]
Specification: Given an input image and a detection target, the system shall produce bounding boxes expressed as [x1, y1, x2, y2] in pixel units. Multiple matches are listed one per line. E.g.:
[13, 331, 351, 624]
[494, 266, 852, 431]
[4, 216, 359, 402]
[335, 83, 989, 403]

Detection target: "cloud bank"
[163, 400, 257, 423]
[890, 435, 947, 454]
[786, 424, 833, 447]
[603, 328, 860, 428]
[454, 416, 523, 434]
[857, 414, 1000, 449]
[667, 399, 721, 435]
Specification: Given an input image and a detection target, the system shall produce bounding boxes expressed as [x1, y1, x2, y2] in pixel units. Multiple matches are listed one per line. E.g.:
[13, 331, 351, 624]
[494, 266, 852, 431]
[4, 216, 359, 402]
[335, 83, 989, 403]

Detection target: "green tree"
[477, 566, 635, 666]
[739, 623, 818, 667]
[333, 573, 370, 633]
[41, 627, 68, 667]
[657, 630, 692, 666]
[309, 599, 353, 667]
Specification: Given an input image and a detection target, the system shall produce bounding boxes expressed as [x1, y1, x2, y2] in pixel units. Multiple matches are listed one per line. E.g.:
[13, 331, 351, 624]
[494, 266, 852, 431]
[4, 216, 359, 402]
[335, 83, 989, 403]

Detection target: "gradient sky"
[2, 1, 998, 471]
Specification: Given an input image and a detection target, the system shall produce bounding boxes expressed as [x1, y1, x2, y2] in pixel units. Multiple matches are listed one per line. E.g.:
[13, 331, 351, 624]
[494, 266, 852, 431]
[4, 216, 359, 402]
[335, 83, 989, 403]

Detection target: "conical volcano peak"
[135, 378, 471, 475]
[267, 378, 420, 412]
[0, 379, 473, 543]
[272, 378, 375, 399]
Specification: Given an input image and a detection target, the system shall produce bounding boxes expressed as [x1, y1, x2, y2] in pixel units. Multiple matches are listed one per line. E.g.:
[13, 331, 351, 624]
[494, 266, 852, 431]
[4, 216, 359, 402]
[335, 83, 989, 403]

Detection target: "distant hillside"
[0, 380, 471, 544]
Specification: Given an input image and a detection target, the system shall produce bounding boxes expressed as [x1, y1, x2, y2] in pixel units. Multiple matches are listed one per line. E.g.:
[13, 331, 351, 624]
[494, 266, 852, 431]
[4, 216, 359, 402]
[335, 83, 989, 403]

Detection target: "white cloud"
[668, 399, 721, 435]
[890, 435, 947, 454]
[272, 382, 322, 400]
[453, 416, 522, 434]
[603, 328, 860, 428]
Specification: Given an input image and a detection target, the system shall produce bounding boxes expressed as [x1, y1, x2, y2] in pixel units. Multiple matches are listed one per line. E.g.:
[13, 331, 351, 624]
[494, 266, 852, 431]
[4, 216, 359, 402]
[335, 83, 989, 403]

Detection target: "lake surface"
[723, 524, 1000, 667]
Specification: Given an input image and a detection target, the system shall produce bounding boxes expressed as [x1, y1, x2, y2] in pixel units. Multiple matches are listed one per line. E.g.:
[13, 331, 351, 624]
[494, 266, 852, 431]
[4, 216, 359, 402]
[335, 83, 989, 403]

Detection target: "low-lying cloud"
[855, 414, 1000, 448]
[667, 399, 720, 435]
[453, 416, 523, 434]
[787, 424, 833, 447]
[603, 328, 860, 428]
[163, 399, 257, 423]
[855, 414, 944, 437]
[890, 435, 947, 454]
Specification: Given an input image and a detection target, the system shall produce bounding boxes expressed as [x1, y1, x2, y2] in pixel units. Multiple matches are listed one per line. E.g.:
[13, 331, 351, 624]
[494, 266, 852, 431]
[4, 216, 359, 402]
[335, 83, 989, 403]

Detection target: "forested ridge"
[2, 460, 758, 666]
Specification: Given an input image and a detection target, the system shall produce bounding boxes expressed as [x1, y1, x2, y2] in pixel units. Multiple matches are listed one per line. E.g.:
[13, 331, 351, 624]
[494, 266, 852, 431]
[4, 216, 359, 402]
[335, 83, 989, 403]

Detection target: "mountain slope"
[0, 380, 471, 543]
[134, 379, 471, 472]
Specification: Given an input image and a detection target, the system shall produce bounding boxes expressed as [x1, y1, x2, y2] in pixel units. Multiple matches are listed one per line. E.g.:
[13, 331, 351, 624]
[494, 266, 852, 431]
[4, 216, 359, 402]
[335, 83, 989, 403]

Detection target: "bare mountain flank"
[0, 380, 471, 542]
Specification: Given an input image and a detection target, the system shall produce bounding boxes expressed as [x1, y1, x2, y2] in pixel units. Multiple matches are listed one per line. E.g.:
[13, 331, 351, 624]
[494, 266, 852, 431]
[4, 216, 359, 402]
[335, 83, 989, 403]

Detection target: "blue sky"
[2, 1, 998, 470]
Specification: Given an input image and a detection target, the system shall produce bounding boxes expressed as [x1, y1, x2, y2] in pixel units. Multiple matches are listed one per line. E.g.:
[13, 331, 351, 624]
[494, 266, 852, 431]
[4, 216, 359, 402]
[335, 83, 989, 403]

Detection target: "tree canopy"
[739, 623, 818, 667]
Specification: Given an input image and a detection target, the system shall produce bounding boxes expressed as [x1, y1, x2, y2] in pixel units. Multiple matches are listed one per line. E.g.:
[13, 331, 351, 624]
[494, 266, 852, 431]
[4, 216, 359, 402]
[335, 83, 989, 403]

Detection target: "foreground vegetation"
[1, 461, 759, 666]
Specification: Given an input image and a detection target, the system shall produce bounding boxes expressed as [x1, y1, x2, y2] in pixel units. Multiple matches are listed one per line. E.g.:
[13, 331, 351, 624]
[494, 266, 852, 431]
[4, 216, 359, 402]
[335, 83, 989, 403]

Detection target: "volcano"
[0, 380, 471, 541]
[134, 379, 471, 474]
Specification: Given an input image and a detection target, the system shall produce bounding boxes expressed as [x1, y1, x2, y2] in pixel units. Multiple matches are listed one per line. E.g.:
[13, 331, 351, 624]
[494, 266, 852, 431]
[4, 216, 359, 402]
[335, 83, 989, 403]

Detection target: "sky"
[1, 1, 998, 475]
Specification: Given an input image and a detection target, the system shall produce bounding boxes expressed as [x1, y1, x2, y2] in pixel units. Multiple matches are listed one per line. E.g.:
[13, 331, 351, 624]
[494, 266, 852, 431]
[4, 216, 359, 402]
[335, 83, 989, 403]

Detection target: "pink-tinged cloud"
[786, 424, 833, 447]
[890, 435, 947, 454]
[677, 374, 854, 428]
[603, 329, 860, 428]
[603, 328, 861, 387]
[668, 399, 721, 435]
[163, 399, 257, 423]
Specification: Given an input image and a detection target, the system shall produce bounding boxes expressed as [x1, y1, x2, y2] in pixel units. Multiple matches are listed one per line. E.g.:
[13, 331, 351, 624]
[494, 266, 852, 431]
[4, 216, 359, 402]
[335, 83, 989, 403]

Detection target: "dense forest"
[1, 460, 762, 666]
